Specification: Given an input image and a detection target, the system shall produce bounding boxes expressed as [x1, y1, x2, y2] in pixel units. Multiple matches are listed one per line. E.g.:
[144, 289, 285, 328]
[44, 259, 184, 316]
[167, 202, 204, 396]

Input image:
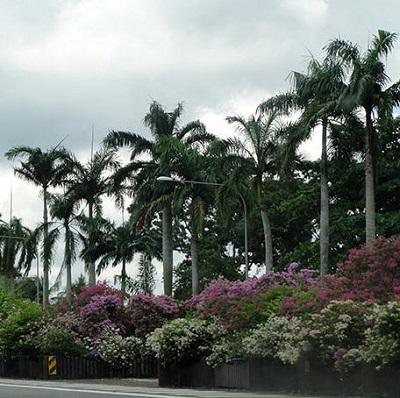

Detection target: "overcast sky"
[1, 0, 399, 292]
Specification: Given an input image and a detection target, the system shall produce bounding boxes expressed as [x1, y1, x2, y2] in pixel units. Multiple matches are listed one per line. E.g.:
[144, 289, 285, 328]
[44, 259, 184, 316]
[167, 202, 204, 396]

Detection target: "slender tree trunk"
[365, 111, 376, 243]
[320, 119, 329, 276]
[121, 258, 127, 296]
[260, 203, 273, 272]
[65, 226, 72, 300]
[191, 234, 199, 296]
[162, 202, 173, 296]
[87, 203, 96, 286]
[42, 189, 50, 309]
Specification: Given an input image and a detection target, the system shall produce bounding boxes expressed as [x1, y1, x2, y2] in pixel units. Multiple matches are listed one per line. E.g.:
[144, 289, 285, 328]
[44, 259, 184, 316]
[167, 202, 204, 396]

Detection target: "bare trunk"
[162, 202, 173, 296]
[87, 203, 96, 286]
[120, 258, 127, 296]
[191, 234, 199, 296]
[65, 227, 72, 300]
[42, 189, 50, 309]
[320, 119, 329, 276]
[260, 206, 273, 272]
[365, 111, 376, 243]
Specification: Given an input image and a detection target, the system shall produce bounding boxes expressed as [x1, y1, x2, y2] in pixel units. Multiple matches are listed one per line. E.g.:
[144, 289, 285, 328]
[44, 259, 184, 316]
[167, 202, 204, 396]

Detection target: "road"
[0, 378, 331, 398]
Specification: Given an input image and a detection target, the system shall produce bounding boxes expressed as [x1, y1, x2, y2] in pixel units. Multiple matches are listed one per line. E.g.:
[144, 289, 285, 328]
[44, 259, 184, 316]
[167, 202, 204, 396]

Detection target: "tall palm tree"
[104, 101, 210, 296]
[0, 217, 36, 291]
[48, 192, 80, 298]
[90, 218, 159, 295]
[325, 29, 400, 243]
[67, 146, 120, 285]
[5, 145, 71, 307]
[259, 55, 348, 275]
[168, 146, 220, 295]
[226, 111, 281, 271]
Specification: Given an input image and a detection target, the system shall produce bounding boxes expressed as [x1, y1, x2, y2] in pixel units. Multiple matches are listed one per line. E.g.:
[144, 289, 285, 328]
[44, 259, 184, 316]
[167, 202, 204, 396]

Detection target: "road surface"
[0, 378, 338, 398]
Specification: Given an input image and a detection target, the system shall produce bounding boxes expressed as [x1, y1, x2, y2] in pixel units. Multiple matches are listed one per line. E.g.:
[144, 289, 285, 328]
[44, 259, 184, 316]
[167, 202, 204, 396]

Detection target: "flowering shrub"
[0, 299, 43, 357]
[146, 318, 217, 367]
[205, 330, 247, 367]
[337, 236, 400, 303]
[242, 315, 307, 365]
[125, 294, 179, 339]
[79, 294, 125, 338]
[90, 326, 142, 368]
[30, 312, 88, 356]
[362, 302, 400, 369]
[185, 264, 318, 331]
[305, 300, 373, 371]
[74, 281, 125, 309]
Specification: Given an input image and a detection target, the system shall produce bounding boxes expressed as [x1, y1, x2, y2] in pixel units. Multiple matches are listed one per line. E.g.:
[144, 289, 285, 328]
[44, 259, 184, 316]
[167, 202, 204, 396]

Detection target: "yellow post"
[48, 355, 57, 376]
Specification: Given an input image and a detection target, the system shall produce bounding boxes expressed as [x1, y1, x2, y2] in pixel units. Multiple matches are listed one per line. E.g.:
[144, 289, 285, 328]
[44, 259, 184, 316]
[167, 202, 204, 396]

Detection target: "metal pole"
[157, 176, 249, 278]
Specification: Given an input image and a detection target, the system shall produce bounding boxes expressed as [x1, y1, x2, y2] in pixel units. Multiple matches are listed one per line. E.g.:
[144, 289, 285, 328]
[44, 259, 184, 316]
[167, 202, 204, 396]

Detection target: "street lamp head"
[156, 176, 183, 183]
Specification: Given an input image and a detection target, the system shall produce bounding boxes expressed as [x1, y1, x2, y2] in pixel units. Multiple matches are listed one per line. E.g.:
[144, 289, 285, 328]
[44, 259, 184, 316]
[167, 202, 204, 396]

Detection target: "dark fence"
[0, 355, 157, 380]
[159, 357, 400, 397]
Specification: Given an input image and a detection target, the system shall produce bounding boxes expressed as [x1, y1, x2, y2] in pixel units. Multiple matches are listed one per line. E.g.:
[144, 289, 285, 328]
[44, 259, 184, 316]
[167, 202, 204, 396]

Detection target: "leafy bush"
[124, 294, 179, 339]
[74, 281, 125, 309]
[337, 236, 400, 302]
[79, 294, 125, 338]
[146, 318, 217, 367]
[29, 312, 88, 357]
[362, 302, 400, 369]
[185, 264, 319, 331]
[0, 299, 43, 357]
[305, 300, 373, 371]
[90, 326, 142, 368]
[242, 315, 307, 365]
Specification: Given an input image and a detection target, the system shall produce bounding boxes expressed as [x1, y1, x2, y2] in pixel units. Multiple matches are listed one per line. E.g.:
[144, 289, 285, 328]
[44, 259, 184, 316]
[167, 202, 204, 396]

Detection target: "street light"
[157, 176, 249, 278]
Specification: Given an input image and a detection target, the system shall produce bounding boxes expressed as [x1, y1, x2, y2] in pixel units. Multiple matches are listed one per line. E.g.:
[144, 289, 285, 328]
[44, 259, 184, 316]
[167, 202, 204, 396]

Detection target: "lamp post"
[156, 176, 249, 278]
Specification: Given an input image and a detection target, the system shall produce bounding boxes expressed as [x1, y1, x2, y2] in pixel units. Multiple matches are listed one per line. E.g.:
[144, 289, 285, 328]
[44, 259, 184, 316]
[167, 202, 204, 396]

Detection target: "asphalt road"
[0, 378, 340, 398]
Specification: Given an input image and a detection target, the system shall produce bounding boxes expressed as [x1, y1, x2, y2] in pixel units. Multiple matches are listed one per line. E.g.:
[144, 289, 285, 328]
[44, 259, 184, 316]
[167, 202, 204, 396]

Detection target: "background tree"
[5, 145, 71, 308]
[226, 110, 281, 272]
[67, 146, 120, 286]
[326, 29, 400, 243]
[104, 101, 210, 296]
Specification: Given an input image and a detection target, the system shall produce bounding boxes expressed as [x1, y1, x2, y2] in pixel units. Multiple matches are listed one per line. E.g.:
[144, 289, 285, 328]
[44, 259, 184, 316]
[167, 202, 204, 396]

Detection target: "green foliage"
[90, 326, 142, 368]
[146, 318, 217, 367]
[0, 299, 43, 357]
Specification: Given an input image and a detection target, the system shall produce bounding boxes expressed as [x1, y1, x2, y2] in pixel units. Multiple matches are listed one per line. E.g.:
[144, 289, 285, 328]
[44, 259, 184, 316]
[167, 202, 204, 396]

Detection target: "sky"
[1, 0, 400, 294]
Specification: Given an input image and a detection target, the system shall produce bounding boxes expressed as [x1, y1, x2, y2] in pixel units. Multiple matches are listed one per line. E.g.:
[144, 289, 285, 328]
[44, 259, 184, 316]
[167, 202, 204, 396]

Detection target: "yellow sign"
[48, 355, 57, 376]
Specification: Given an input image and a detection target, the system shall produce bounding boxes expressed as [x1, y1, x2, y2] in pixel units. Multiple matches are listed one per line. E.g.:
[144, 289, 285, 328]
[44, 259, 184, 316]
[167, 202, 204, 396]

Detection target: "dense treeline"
[1, 29, 400, 303]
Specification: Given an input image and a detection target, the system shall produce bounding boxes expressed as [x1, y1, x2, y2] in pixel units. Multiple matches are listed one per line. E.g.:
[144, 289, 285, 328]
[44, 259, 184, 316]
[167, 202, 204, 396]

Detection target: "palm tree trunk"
[191, 234, 199, 296]
[121, 258, 127, 296]
[320, 119, 329, 276]
[260, 204, 273, 272]
[42, 189, 50, 309]
[162, 202, 173, 296]
[365, 111, 376, 243]
[65, 226, 72, 300]
[87, 203, 96, 286]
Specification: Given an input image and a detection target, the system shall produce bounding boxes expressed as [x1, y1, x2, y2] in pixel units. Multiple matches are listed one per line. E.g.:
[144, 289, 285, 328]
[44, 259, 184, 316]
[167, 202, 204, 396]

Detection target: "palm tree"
[104, 101, 210, 296]
[47, 192, 81, 298]
[90, 218, 159, 295]
[226, 111, 281, 271]
[259, 54, 348, 275]
[325, 29, 400, 243]
[67, 146, 120, 285]
[5, 145, 71, 307]
[0, 217, 36, 291]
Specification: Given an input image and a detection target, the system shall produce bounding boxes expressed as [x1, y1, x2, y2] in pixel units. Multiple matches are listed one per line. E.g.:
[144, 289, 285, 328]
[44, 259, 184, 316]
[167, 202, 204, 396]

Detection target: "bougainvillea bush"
[90, 326, 142, 368]
[24, 311, 89, 357]
[124, 294, 179, 340]
[146, 318, 219, 367]
[185, 263, 318, 330]
[0, 299, 43, 357]
[336, 236, 400, 303]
